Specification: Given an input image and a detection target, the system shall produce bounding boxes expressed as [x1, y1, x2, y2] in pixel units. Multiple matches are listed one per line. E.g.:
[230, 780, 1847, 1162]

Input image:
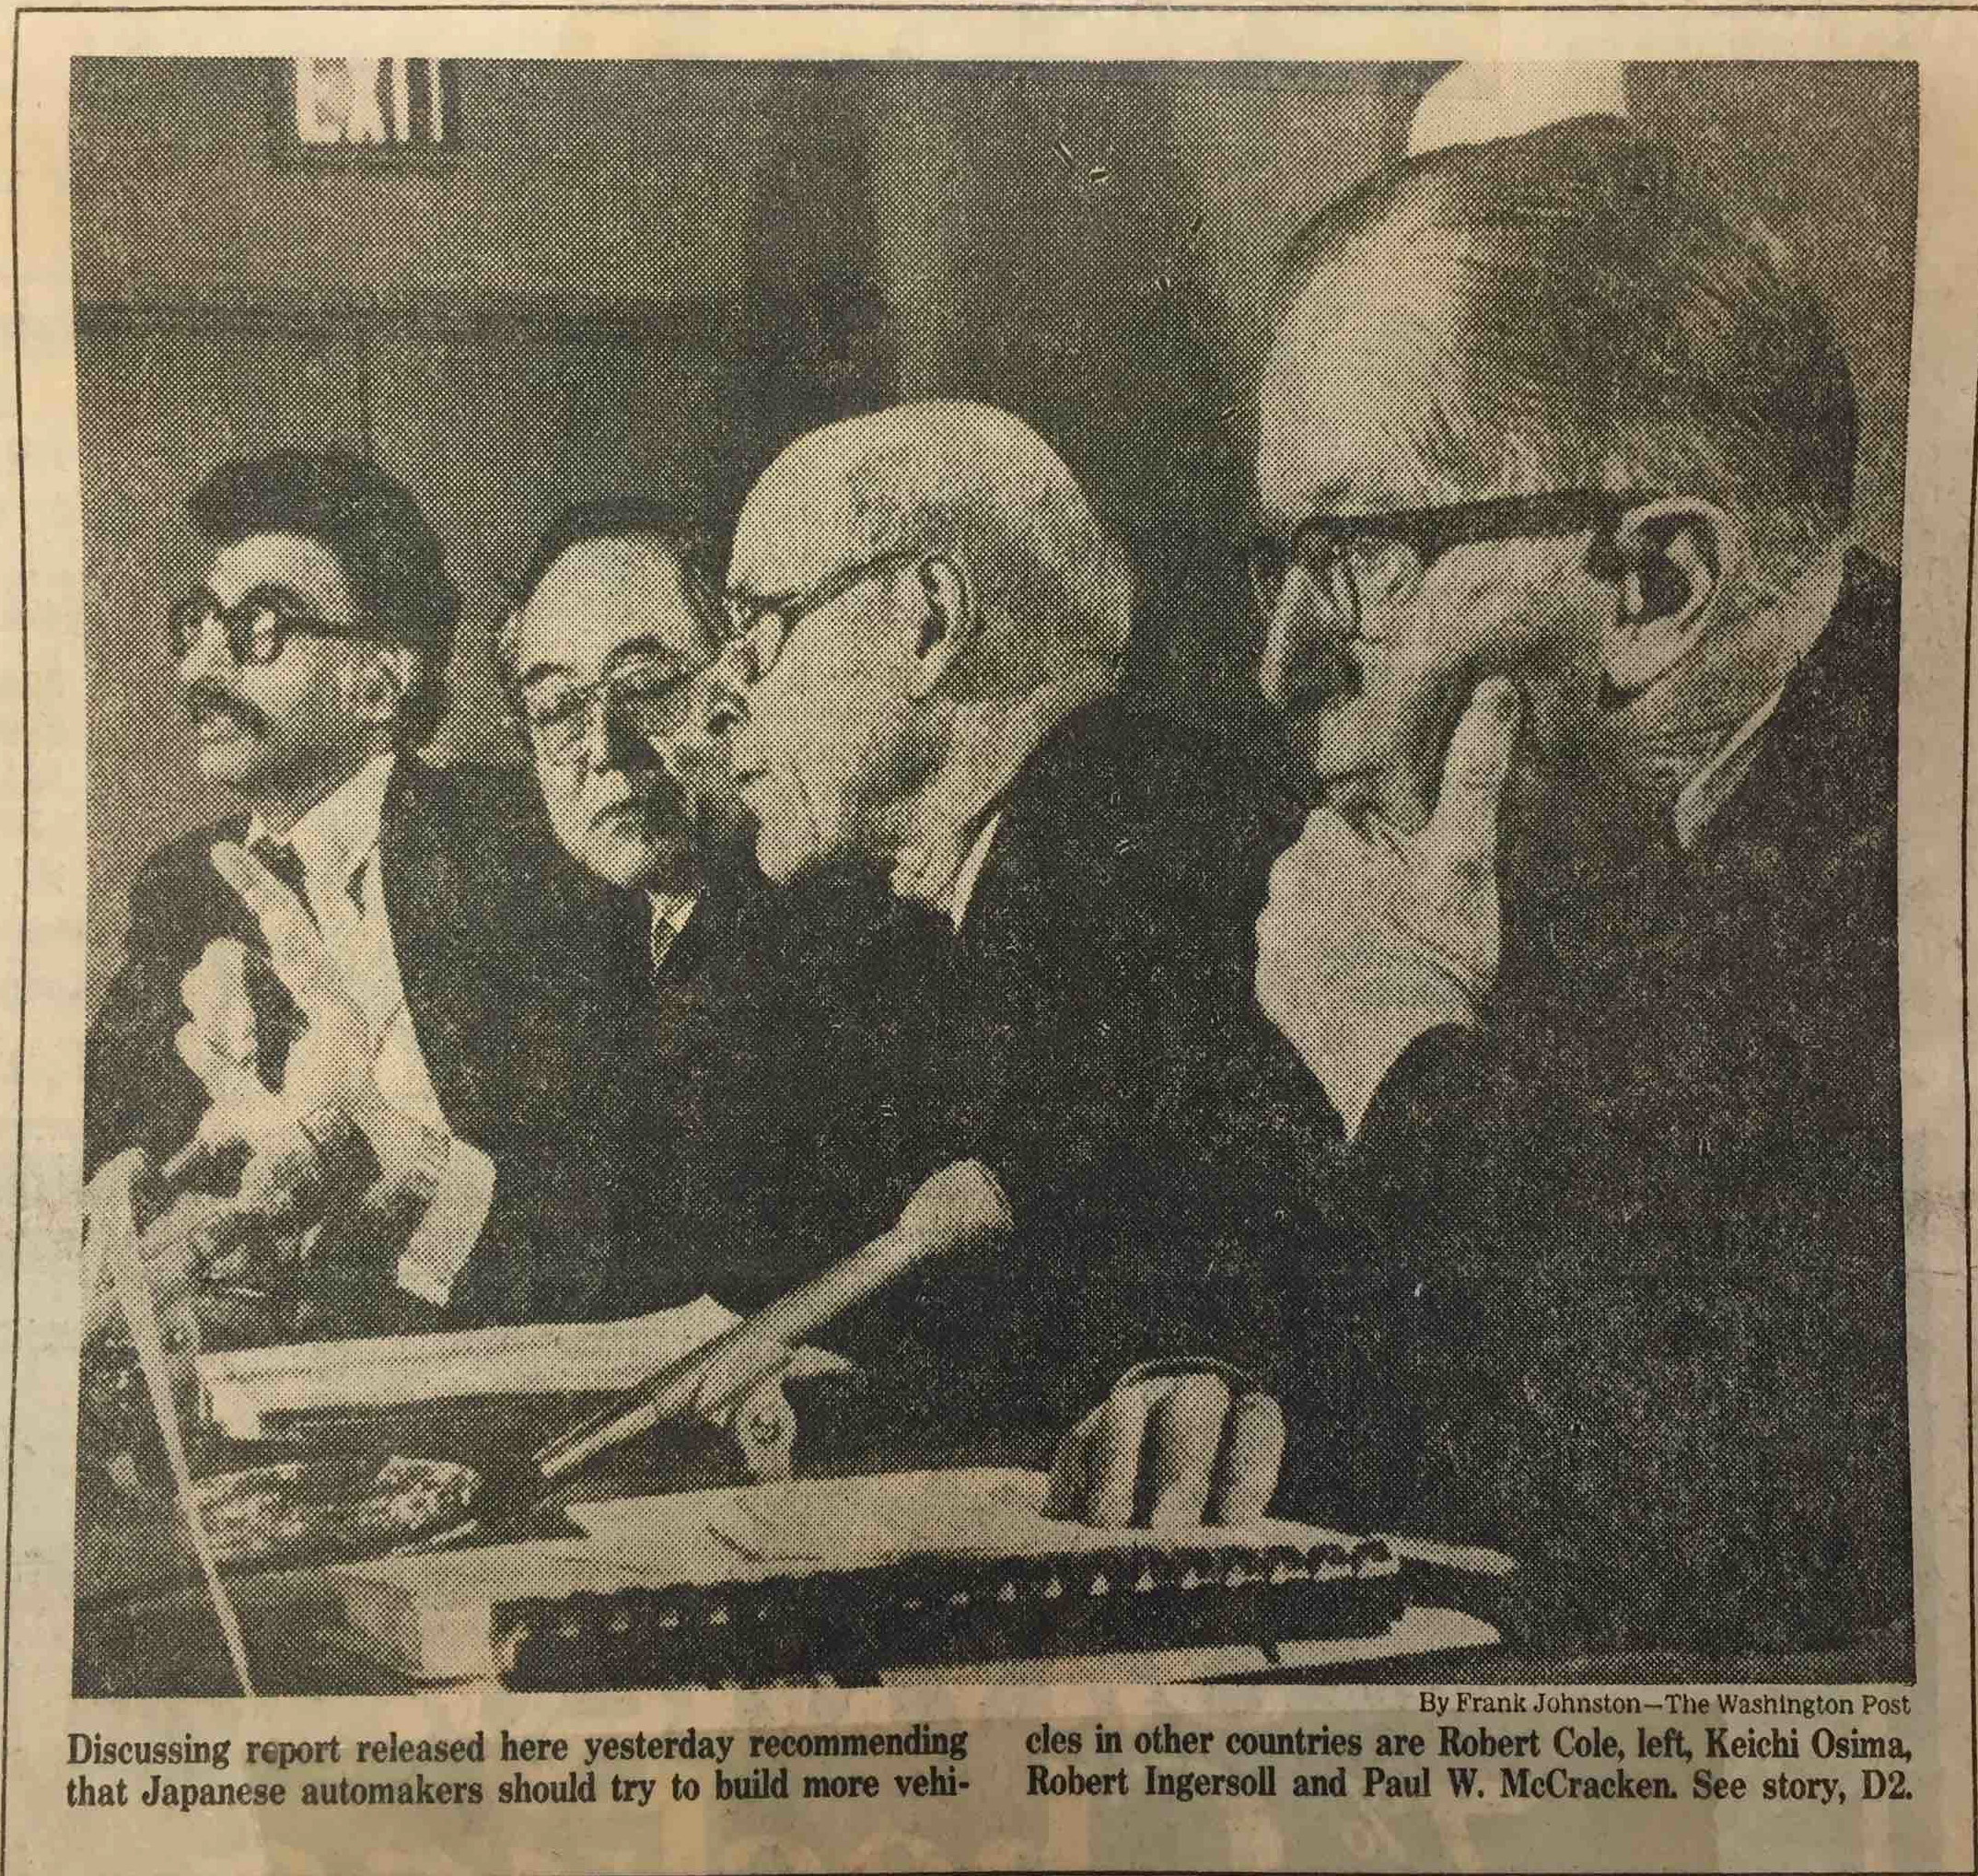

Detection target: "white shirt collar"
[1670, 684, 1786, 849]
[944, 812, 1004, 931]
[247, 751, 396, 910]
[647, 889, 698, 934]
[646, 889, 699, 973]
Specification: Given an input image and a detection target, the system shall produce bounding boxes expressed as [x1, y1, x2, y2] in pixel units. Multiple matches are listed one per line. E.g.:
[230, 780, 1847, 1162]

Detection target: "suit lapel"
[378, 759, 494, 1137]
[650, 898, 707, 989]
[192, 813, 259, 943]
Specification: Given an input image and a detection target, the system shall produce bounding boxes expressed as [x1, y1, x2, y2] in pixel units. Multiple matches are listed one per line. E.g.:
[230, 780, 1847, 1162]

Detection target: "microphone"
[535, 1158, 1015, 1482]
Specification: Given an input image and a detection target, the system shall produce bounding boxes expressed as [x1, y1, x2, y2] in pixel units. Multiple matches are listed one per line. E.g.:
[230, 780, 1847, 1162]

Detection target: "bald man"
[1247, 111, 1908, 1653]
[720, 401, 1337, 1511]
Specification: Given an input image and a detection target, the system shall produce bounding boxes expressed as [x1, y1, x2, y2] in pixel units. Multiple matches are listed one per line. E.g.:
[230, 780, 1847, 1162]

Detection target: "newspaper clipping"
[3, 10, 1973, 1873]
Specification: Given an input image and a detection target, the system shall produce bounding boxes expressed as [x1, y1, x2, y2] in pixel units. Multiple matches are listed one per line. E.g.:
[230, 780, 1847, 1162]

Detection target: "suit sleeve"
[395, 1135, 498, 1308]
[430, 983, 631, 1330]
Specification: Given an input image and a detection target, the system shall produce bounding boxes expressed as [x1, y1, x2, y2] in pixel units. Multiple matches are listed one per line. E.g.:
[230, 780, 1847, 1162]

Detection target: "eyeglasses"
[168, 585, 408, 667]
[1245, 490, 1656, 637]
[720, 550, 916, 682]
[515, 656, 716, 768]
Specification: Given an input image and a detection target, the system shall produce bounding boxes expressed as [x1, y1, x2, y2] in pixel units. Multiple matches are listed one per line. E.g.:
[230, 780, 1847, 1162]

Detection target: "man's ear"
[1593, 497, 1738, 704]
[347, 645, 417, 727]
[903, 554, 976, 698]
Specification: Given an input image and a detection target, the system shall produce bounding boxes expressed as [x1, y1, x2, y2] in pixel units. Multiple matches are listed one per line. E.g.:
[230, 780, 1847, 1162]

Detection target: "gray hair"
[1274, 116, 1857, 609]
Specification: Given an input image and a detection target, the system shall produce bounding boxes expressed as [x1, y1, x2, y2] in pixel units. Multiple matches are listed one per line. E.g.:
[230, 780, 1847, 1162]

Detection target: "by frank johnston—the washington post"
[1, 13, 1973, 1874]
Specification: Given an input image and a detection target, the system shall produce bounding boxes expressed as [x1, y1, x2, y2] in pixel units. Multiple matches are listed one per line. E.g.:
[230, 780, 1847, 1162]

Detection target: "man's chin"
[751, 820, 821, 887]
[584, 828, 698, 893]
[192, 740, 270, 791]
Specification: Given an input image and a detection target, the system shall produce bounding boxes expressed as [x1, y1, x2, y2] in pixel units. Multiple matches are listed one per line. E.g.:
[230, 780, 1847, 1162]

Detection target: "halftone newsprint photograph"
[1, 9, 1974, 1874]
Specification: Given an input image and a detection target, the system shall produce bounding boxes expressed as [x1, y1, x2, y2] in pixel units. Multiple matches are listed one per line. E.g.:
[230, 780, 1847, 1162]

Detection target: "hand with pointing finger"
[178, 937, 264, 1087]
[176, 843, 385, 1157]
[170, 844, 454, 1314]
[1255, 678, 1522, 1137]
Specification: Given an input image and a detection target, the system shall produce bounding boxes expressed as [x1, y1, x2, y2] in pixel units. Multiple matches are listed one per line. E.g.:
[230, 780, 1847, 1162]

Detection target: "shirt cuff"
[396, 1135, 496, 1308]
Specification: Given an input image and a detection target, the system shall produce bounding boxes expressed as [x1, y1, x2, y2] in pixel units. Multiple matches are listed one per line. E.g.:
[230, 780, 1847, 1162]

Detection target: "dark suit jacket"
[579, 868, 919, 1323]
[1304, 552, 1910, 1658]
[808, 697, 1349, 1462]
[85, 757, 633, 1328]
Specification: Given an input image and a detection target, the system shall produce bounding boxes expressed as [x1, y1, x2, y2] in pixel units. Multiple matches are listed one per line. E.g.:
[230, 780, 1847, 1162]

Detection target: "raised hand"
[1255, 677, 1521, 1135]
[175, 843, 383, 1157]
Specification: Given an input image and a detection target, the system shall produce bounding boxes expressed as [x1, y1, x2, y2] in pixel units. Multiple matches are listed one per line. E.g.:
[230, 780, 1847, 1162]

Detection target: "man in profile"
[85, 448, 618, 1329]
[1245, 108, 1908, 1653]
[720, 400, 1313, 1503]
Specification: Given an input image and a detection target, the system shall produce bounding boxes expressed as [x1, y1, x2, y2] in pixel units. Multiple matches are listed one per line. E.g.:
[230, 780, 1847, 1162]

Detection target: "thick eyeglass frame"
[167, 584, 410, 667]
[511, 650, 721, 769]
[1245, 489, 1658, 635]
[720, 548, 920, 682]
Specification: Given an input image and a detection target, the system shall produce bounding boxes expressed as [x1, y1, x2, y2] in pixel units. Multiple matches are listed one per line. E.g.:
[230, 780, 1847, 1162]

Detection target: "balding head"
[727, 402, 1132, 891]
[732, 400, 1131, 696]
[1266, 117, 1856, 597]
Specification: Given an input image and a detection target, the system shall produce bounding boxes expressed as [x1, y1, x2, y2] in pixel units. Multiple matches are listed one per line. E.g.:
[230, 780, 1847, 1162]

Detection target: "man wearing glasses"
[491, 496, 908, 1321]
[494, 499, 749, 985]
[716, 399, 1328, 1518]
[1246, 109, 1908, 1657]
[85, 448, 620, 1330]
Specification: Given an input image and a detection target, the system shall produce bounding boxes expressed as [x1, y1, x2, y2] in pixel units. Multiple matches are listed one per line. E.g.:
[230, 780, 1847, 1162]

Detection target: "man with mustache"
[85, 448, 619, 1328]
[1245, 102, 1908, 1655]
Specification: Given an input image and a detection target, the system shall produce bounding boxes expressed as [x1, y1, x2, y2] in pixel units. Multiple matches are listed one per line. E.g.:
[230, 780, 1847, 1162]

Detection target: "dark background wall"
[74, 58, 1917, 1015]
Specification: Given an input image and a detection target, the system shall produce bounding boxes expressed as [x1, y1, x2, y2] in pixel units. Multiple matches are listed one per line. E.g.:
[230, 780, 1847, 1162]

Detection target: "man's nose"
[699, 660, 749, 742]
[714, 636, 758, 696]
[580, 692, 649, 774]
[1257, 569, 1350, 714]
[716, 644, 764, 761]
[177, 612, 233, 684]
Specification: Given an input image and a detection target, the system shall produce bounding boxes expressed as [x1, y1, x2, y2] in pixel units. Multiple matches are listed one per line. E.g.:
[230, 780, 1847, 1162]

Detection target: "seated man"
[1248, 105, 1908, 1653]
[493, 495, 907, 1317]
[494, 498, 749, 1002]
[719, 400, 1334, 1465]
[85, 448, 622, 1331]
[498, 493, 1288, 1521]
[181, 466, 1270, 1528]
[85, 452, 1267, 1538]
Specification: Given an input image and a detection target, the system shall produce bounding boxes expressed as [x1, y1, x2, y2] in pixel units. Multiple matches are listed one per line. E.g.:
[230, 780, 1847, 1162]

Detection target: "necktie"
[649, 903, 684, 982]
[239, 839, 313, 1083]
[249, 837, 317, 929]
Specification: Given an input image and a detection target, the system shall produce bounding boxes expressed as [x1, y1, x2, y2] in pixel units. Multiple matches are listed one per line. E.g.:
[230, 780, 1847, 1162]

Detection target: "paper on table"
[199, 1294, 745, 1438]
[567, 1469, 1374, 1565]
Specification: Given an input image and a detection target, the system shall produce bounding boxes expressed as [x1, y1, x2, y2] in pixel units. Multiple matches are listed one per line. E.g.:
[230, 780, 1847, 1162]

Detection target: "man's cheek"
[542, 781, 588, 860]
[756, 759, 821, 851]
